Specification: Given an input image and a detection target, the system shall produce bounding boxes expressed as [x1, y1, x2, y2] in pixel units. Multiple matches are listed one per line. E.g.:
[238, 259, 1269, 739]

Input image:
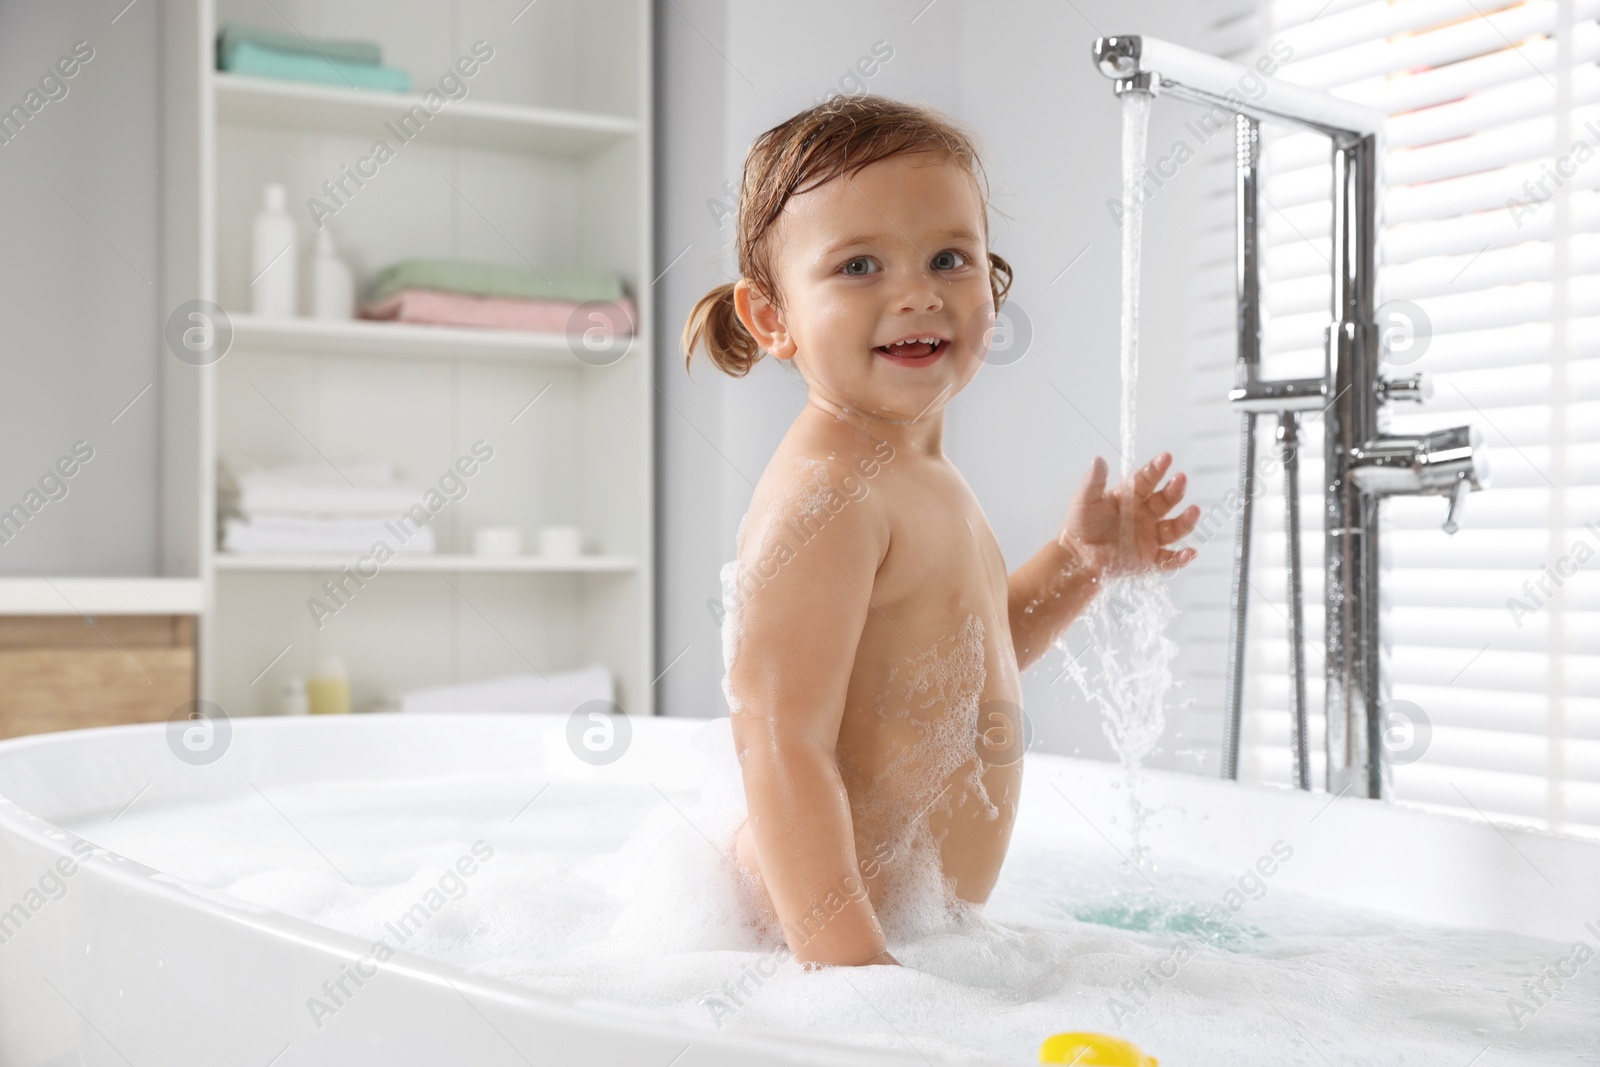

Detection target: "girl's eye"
[842, 257, 879, 276]
[933, 250, 969, 271]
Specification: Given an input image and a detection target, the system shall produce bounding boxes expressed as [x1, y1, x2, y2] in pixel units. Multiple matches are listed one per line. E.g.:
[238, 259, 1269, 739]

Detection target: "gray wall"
[0, 0, 1224, 769]
[654, 0, 1216, 767]
[0, 0, 162, 576]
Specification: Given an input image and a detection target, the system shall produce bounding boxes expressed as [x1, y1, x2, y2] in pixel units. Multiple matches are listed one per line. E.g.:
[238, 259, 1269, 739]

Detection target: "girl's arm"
[1009, 452, 1200, 673]
[1008, 535, 1103, 674]
[726, 459, 894, 967]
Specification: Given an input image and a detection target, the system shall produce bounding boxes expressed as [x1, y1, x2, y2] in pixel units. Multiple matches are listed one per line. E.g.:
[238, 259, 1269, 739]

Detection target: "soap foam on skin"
[791, 456, 838, 522]
[63, 728, 1598, 1066]
[845, 613, 1005, 943]
[719, 458, 849, 721]
[866, 613, 996, 825]
[718, 558, 746, 718]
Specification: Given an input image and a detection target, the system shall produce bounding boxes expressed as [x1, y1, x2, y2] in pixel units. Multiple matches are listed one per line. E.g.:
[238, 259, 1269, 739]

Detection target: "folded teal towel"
[221, 40, 412, 93]
[367, 260, 627, 306]
[218, 22, 384, 66]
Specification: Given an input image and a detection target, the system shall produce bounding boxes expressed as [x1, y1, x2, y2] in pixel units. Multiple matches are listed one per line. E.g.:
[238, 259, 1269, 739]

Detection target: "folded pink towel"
[359, 288, 636, 334]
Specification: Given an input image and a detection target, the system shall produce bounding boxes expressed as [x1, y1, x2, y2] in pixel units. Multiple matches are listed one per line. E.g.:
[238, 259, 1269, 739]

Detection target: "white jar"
[538, 525, 583, 559]
[473, 526, 523, 557]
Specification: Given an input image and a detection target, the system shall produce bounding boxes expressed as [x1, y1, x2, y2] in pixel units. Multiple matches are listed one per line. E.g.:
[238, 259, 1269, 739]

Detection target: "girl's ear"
[733, 278, 796, 360]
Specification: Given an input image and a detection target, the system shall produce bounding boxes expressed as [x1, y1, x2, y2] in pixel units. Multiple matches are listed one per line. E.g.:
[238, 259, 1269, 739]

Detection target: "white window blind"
[1176, 0, 1600, 837]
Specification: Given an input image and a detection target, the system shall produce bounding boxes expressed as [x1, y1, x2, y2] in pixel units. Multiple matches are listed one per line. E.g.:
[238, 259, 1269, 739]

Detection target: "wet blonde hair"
[682, 94, 1013, 378]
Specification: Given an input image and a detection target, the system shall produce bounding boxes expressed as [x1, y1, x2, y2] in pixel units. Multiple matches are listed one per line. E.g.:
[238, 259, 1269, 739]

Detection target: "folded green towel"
[221, 40, 412, 93]
[218, 22, 384, 66]
[366, 260, 627, 306]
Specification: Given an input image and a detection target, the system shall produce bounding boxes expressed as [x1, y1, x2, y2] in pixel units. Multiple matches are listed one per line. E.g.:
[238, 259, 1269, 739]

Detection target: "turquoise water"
[1068, 895, 1268, 953]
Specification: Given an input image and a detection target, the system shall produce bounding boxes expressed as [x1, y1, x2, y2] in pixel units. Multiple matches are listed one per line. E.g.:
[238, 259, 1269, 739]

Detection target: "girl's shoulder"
[739, 440, 893, 565]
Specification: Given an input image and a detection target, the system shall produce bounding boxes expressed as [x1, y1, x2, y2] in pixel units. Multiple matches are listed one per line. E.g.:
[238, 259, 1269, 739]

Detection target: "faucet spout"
[1091, 34, 1385, 143]
[1091, 33, 1486, 801]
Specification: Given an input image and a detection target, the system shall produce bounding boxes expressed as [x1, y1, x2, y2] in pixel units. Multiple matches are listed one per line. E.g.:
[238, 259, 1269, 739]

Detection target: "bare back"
[728, 403, 1025, 928]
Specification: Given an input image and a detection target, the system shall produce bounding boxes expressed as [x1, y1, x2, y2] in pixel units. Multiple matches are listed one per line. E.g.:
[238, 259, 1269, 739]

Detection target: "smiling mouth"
[873, 339, 944, 360]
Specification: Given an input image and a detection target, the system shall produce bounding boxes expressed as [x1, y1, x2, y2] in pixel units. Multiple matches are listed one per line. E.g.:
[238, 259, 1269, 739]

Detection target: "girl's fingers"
[1132, 452, 1171, 500]
[1155, 545, 1198, 572]
[1149, 471, 1187, 516]
[1076, 455, 1110, 503]
[1156, 504, 1201, 543]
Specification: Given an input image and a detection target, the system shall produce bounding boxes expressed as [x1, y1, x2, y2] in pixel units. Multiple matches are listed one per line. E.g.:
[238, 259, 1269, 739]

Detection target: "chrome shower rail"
[1091, 35, 1489, 799]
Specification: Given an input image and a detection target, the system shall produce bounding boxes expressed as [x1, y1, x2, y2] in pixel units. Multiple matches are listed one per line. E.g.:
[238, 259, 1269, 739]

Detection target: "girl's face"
[737, 152, 995, 425]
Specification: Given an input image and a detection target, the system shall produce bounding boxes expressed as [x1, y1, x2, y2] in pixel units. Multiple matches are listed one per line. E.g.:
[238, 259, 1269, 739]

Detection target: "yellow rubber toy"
[1038, 1032, 1158, 1066]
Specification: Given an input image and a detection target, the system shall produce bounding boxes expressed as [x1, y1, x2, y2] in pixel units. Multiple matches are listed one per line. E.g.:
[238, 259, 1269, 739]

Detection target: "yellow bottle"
[307, 655, 350, 715]
[1039, 1032, 1157, 1066]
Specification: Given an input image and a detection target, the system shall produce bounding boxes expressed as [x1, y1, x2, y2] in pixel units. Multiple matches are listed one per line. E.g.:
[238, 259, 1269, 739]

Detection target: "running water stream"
[1117, 90, 1152, 480]
[1061, 88, 1180, 871]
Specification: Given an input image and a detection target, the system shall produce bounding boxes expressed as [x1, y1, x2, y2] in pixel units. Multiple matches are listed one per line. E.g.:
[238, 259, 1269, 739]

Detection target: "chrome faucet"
[1091, 35, 1489, 800]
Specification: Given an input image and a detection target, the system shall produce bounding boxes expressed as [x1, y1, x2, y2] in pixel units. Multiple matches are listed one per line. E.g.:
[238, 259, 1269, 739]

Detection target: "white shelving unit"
[212, 554, 639, 573]
[159, 0, 654, 718]
[213, 72, 640, 154]
[0, 579, 205, 617]
[229, 312, 629, 363]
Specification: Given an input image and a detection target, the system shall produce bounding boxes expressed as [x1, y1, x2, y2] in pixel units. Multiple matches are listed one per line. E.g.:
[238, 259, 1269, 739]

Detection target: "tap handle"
[1442, 476, 1470, 535]
[1380, 373, 1432, 405]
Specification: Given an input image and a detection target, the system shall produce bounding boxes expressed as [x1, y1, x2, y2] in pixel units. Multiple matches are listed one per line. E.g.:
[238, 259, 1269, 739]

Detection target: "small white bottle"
[310, 228, 355, 320]
[251, 183, 298, 318]
[279, 677, 309, 716]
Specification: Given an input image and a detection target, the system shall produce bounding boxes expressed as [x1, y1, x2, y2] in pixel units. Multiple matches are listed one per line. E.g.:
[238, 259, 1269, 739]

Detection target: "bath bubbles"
[57, 738, 1599, 1066]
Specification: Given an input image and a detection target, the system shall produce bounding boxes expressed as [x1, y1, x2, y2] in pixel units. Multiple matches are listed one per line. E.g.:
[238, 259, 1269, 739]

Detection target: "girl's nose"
[898, 278, 943, 313]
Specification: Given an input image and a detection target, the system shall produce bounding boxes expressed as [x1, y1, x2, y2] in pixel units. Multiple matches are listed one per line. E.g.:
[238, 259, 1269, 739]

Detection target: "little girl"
[681, 95, 1199, 969]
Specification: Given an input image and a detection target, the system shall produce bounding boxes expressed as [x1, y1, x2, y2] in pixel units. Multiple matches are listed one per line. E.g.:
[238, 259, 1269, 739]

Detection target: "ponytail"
[989, 251, 1015, 310]
[682, 281, 764, 378]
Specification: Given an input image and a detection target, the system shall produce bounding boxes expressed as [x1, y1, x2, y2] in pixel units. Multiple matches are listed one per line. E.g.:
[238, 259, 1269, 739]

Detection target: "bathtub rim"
[2, 710, 1597, 1059]
[0, 713, 958, 1067]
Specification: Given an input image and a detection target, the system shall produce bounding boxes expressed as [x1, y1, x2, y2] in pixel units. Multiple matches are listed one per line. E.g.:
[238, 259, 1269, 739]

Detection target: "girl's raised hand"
[1057, 452, 1200, 579]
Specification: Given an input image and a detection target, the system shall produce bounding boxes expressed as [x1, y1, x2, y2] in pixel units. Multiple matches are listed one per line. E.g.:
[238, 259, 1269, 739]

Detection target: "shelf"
[184, 0, 655, 718]
[0, 578, 204, 615]
[214, 72, 639, 157]
[213, 554, 638, 573]
[229, 313, 639, 365]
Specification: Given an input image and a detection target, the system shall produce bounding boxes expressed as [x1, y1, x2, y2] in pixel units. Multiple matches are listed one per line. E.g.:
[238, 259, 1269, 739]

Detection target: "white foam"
[62, 721, 1596, 1065]
[791, 457, 838, 521]
[868, 613, 993, 820]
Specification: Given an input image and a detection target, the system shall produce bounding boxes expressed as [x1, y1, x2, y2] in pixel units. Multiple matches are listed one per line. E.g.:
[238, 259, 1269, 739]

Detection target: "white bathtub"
[1, 712, 1596, 1066]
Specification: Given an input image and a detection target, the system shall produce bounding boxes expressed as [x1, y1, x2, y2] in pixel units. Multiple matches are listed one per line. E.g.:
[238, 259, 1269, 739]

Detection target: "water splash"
[1062, 572, 1178, 868]
[1061, 87, 1181, 872]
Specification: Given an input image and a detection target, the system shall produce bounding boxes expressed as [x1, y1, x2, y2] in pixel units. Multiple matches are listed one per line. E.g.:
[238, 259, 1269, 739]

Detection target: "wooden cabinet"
[0, 616, 195, 740]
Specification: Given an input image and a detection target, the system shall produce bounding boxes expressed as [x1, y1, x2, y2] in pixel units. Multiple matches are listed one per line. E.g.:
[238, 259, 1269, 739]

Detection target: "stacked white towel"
[220, 460, 436, 555]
